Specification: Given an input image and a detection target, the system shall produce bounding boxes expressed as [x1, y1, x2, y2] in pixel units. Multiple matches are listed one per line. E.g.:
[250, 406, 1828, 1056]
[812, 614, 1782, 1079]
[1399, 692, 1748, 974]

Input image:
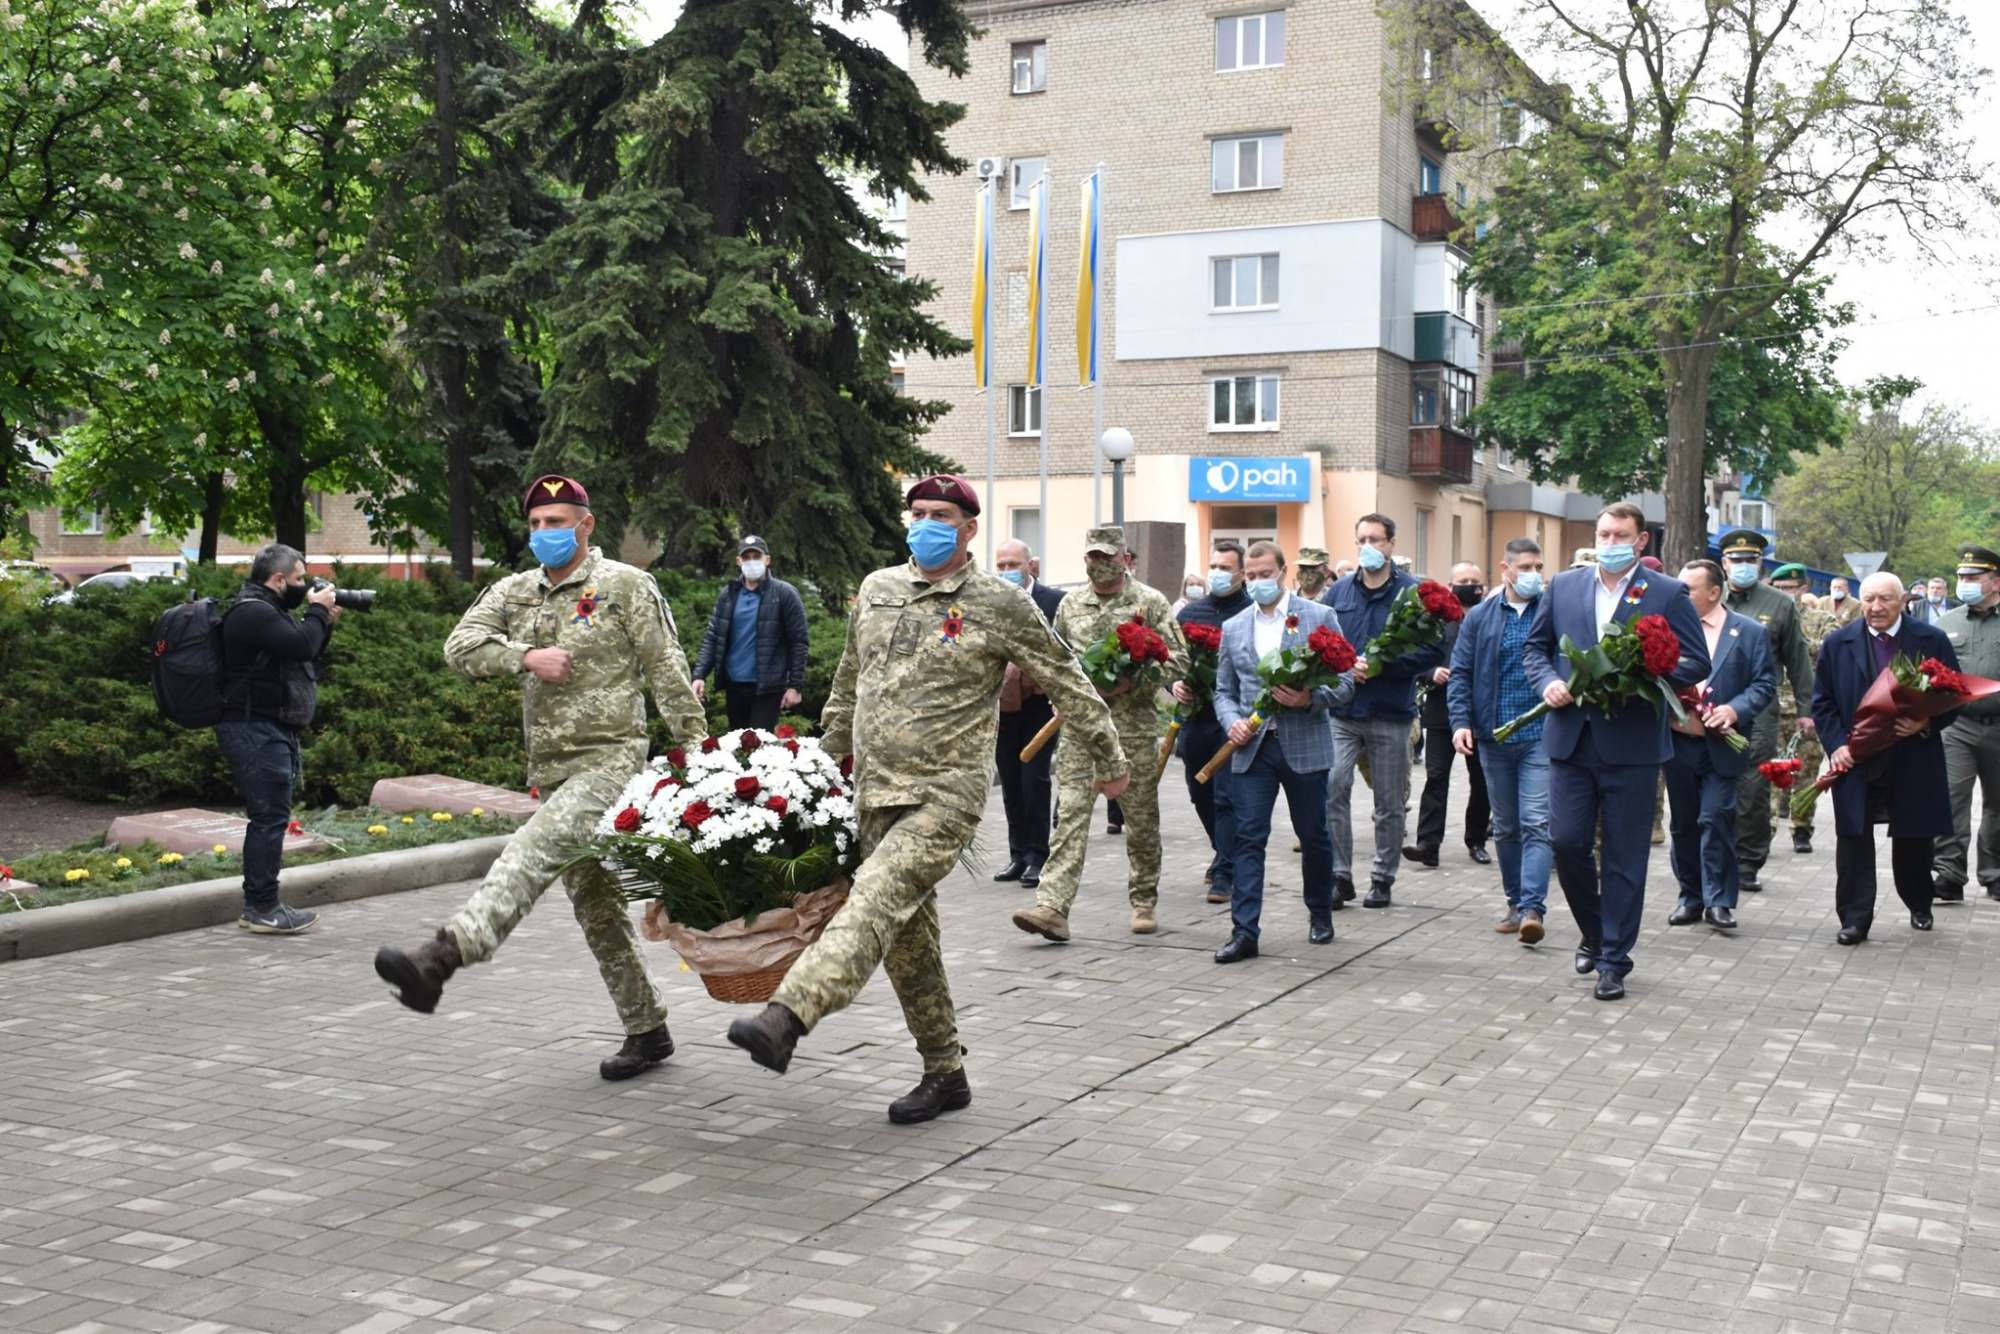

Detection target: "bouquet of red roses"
[1159, 621, 1225, 779]
[1021, 615, 1173, 762]
[1358, 580, 1462, 680]
[1196, 619, 1357, 783]
[1790, 654, 2000, 819]
[1493, 614, 1689, 743]
[1674, 683, 1750, 752]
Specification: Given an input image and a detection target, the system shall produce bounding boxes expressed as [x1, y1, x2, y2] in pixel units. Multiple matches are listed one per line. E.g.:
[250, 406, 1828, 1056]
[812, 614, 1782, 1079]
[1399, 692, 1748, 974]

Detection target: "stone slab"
[368, 774, 541, 818]
[0, 876, 37, 897]
[103, 808, 329, 858]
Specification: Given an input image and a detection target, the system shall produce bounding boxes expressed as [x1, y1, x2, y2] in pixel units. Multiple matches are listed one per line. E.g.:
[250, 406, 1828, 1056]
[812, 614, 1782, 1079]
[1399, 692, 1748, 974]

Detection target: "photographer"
[215, 542, 340, 934]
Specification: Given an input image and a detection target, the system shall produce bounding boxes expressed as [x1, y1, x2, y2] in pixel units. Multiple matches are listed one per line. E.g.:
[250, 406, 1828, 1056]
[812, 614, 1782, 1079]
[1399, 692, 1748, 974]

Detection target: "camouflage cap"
[1084, 526, 1125, 555]
[1297, 547, 1330, 567]
[523, 473, 590, 515]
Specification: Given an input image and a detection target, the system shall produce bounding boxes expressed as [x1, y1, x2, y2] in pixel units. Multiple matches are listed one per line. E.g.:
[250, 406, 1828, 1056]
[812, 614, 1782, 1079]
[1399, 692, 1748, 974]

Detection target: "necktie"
[1872, 630, 1895, 674]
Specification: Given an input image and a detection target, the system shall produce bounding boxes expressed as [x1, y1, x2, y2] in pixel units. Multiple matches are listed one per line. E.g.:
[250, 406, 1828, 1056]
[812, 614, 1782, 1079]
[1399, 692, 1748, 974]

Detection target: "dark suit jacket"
[1670, 610, 1775, 778]
[1524, 566, 1711, 766]
[1029, 578, 1064, 625]
[1809, 616, 1960, 838]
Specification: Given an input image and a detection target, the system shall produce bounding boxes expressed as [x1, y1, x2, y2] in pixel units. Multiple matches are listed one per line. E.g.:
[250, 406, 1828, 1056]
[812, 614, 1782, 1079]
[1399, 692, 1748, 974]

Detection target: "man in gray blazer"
[1212, 541, 1357, 963]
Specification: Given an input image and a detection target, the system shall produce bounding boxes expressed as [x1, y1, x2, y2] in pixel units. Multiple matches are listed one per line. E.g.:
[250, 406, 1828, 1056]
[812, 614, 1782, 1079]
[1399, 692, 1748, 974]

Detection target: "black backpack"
[149, 595, 243, 728]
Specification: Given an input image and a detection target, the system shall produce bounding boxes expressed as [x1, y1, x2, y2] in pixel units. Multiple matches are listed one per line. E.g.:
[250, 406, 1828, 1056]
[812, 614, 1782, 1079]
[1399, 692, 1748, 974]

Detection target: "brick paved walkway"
[3, 765, 1997, 1333]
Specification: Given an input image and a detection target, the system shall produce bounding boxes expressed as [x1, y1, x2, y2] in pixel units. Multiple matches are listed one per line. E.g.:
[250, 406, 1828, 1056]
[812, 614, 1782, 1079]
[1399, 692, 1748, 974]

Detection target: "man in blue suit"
[1211, 542, 1355, 963]
[1664, 560, 1776, 931]
[1524, 503, 1711, 1000]
[1812, 572, 1962, 944]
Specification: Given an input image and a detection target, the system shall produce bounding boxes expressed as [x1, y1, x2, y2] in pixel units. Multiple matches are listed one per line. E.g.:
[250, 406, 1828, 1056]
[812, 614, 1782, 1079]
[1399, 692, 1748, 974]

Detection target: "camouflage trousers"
[773, 803, 978, 1075]
[1036, 704, 1163, 915]
[1774, 715, 1825, 833]
[445, 763, 667, 1036]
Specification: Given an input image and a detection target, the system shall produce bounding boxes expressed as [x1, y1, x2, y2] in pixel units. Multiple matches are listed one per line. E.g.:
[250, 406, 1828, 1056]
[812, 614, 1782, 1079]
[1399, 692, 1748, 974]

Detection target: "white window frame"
[1210, 253, 1281, 312]
[1209, 374, 1281, 431]
[1215, 10, 1285, 72]
[1010, 506, 1043, 558]
[1211, 134, 1284, 193]
[1007, 384, 1043, 437]
[1010, 40, 1047, 95]
[61, 508, 104, 536]
[1008, 157, 1046, 210]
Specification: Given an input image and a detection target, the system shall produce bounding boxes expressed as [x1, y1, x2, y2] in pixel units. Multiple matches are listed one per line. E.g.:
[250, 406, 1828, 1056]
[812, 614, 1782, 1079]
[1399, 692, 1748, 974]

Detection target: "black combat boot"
[887, 1068, 972, 1125]
[600, 1025, 674, 1080]
[727, 1003, 807, 1074]
[373, 928, 462, 1013]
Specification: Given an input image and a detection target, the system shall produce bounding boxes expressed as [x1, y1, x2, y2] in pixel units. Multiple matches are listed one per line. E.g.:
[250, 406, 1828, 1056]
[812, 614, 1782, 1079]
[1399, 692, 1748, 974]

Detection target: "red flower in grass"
[775, 724, 798, 739]
[700, 736, 721, 754]
[0, 866, 12, 882]
[1416, 579, 1466, 623]
[613, 807, 643, 832]
[739, 730, 761, 752]
[734, 775, 762, 802]
[1633, 614, 1682, 677]
[286, 820, 304, 836]
[1307, 626, 1358, 673]
[766, 796, 789, 817]
[681, 801, 714, 828]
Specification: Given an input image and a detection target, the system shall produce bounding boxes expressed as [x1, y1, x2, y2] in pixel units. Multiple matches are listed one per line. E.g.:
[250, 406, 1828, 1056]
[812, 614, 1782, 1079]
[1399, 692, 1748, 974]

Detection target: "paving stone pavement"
[4, 761, 1999, 1334]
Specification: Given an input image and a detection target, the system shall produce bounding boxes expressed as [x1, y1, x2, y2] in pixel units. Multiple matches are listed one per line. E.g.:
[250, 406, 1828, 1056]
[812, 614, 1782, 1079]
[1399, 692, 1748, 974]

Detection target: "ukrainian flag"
[971, 183, 993, 390]
[1025, 176, 1047, 387]
[1076, 171, 1100, 387]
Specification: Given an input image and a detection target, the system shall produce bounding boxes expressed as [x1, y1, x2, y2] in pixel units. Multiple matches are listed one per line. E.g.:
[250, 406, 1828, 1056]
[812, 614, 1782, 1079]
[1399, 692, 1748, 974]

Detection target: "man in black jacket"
[992, 538, 1065, 886]
[691, 536, 810, 729]
[1173, 539, 1253, 903]
[216, 543, 341, 934]
[1406, 562, 1492, 867]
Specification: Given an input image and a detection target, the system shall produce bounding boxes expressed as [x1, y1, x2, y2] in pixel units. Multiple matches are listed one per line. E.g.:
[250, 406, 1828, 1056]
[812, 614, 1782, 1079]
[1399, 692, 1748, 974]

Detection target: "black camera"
[310, 577, 376, 613]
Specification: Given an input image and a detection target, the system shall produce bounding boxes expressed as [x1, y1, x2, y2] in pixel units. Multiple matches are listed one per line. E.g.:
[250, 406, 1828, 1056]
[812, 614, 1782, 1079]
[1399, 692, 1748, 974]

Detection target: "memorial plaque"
[105, 809, 330, 859]
[368, 775, 540, 819]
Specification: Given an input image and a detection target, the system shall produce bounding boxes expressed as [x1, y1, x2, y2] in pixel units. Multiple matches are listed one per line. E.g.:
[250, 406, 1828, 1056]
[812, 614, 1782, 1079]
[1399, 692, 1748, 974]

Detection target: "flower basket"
[641, 879, 851, 1002]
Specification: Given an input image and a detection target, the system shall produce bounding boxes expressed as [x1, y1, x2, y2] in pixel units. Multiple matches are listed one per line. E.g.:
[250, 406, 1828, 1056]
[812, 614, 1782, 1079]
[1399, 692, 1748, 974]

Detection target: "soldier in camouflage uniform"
[727, 475, 1127, 1125]
[1768, 564, 1834, 852]
[1719, 530, 1813, 892]
[1015, 526, 1186, 939]
[372, 475, 708, 1081]
[1931, 545, 2000, 901]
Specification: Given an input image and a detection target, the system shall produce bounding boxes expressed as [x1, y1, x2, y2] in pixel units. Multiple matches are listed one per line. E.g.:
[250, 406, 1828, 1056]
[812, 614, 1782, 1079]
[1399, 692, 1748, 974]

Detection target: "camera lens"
[333, 588, 376, 613]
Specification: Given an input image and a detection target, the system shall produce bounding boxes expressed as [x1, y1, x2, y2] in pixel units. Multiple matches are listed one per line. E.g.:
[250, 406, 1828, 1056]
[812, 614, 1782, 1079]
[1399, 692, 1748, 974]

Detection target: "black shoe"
[1363, 878, 1393, 908]
[1467, 844, 1492, 865]
[373, 928, 462, 1014]
[1933, 879, 1965, 903]
[1594, 972, 1625, 1001]
[1912, 913, 1934, 931]
[1019, 861, 1042, 888]
[1400, 844, 1440, 868]
[1106, 821, 1123, 835]
[1836, 926, 1867, 946]
[726, 1002, 807, 1074]
[993, 859, 1026, 882]
[1986, 883, 2000, 902]
[1335, 875, 1357, 903]
[599, 1025, 674, 1080]
[1667, 903, 1703, 926]
[888, 1068, 972, 1125]
[1308, 910, 1334, 945]
[1213, 934, 1259, 964]
[1740, 877, 1762, 894]
[1574, 943, 1599, 975]
[1705, 907, 1736, 930]
[1792, 831, 1813, 854]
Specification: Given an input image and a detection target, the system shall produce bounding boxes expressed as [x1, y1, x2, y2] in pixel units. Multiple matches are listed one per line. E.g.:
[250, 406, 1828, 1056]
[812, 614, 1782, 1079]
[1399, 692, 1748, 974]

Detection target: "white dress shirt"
[1594, 566, 1639, 634]
[1253, 600, 1288, 660]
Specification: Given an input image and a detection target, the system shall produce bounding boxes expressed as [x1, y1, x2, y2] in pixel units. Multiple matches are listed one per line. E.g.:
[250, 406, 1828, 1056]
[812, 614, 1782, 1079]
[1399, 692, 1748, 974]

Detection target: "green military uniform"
[1720, 531, 1812, 887]
[1034, 528, 1186, 920]
[1766, 564, 1835, 838]
[774, 545, 1127, 1074]
[441, 544, 706, 1034]
[1932, 544, 2000, 897]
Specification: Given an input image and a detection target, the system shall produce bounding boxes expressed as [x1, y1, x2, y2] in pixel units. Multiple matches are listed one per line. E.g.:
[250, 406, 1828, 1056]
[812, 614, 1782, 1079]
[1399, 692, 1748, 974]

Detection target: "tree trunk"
[435, 0, 477, 581]
[1659, 344, 1718, 571]
[197, 470, 225, 564]
[253, 402, 313, 553]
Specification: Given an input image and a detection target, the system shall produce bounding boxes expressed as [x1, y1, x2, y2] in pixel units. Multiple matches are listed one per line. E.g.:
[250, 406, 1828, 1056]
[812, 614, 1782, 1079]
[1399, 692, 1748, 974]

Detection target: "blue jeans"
[214, 719, 301, 913]
[1227, 733, 1333, 941]
[1478, 738, 1551, 915]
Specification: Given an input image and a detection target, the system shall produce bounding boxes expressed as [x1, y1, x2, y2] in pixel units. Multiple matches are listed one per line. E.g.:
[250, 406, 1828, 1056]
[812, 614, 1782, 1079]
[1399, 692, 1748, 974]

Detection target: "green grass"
[1, 805, 521, 912]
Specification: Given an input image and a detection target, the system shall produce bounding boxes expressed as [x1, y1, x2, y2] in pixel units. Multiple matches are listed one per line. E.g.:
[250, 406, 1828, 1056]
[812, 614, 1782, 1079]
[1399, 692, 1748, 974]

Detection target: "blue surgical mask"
[1247, 578, 1283, 606]
[1356, 544, 1388, 573]
[1208, 569, 1238, 597]
[1958, 580, 1983, 604]
[528, 526, 578, 569]
[1727, 562, 1760, 589]
[1512, 571, 1543, 600]
[1596, 543, 1637, 574]
[907, 517, 961, 569]
[999, 569, 1026, 587]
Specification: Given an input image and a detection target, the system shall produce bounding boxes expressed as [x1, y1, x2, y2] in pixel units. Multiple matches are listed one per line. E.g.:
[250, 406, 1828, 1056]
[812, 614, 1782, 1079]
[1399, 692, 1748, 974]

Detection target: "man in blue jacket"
[1525, 503, 1710, 1000]
[691, 536, 810, 730]
[1448, 537, 1552, 943]
[1664, 560, 1776, 931]
[1319, 513, 1443, 908]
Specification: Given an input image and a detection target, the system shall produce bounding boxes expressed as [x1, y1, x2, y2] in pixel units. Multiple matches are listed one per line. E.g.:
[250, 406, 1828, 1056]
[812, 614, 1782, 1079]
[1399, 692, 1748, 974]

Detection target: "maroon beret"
[904, 473, 981, 517]
[524, 474, 590, 515]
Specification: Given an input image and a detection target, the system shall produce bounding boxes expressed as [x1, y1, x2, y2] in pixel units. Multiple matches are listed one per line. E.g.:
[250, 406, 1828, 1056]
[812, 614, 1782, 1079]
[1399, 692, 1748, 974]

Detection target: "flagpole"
[982, 184, 996, 569]
[1029, 176, 1049, 573]
[1092, 162, 1105, 526]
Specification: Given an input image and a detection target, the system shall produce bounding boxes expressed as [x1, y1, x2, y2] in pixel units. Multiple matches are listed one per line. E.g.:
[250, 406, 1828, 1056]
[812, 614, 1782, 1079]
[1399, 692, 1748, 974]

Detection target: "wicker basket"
[697, 965, 794, 1005]
[639, 880, 851, 1004]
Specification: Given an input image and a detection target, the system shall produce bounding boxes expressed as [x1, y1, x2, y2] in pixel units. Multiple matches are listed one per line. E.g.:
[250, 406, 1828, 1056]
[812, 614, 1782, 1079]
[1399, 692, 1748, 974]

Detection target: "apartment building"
[903, 0, 1608, 581]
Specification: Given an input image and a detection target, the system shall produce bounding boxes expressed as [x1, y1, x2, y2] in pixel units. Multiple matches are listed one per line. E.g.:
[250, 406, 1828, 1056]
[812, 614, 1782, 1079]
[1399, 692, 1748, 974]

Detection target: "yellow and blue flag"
[1025, 176, 1047, 387]
[971, 183, 993, 390]
[1076, 171, 1100, 387]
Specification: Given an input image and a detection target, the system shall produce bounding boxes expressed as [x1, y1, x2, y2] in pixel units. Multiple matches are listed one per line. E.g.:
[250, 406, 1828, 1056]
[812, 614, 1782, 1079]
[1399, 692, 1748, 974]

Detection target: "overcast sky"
[633, 0, 2000, 424]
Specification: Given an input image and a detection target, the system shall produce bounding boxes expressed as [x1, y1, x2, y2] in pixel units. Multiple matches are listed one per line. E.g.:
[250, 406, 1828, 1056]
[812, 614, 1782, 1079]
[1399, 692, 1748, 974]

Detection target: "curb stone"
[0, 835, 512, 962]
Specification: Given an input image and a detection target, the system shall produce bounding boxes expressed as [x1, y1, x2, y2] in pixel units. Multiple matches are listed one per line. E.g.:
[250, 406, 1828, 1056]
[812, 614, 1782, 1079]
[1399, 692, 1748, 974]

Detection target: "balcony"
[1409, 424, 1476, 484]
[1412, 193, 1469, 244]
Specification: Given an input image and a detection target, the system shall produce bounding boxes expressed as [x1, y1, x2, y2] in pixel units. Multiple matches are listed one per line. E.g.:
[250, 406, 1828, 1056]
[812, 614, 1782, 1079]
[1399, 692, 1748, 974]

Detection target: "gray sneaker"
[240, 904, 319, 934]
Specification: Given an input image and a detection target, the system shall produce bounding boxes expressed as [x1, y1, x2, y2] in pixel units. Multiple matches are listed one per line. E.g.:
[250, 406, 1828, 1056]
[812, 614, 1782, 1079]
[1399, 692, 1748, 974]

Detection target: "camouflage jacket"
[822, 559, 1128, 818]
[1727, 581, 1812, 715]
[1051, 576, 1189, 723]
[444, 549, 707, 786]
[1781, 606, 1841, 718]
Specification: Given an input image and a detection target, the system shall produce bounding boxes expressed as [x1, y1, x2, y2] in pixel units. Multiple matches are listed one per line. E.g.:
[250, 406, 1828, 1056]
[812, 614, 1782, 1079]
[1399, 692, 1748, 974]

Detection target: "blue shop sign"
[1189, 456, 1313, 503]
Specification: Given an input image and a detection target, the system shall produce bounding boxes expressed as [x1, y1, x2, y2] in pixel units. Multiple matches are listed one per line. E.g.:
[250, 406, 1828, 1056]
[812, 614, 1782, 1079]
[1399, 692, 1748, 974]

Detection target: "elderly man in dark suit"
[992, 538, 1065, 887]
[1525, 503, 1710, 1000]
[1812, 572, 1963, 945]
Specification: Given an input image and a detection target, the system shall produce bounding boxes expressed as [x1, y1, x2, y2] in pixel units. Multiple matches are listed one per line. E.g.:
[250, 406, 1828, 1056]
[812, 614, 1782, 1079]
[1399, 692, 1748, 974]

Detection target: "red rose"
[681, 801, 713, 828]
[775, 724, 797, 739]
[666, 747, 687, 768]
[529, 786, 539, 800]
[734, 775, 761, 801]
[784, 740, 800, 754]
[1920, 659, 1969, 694]
[1758, 758, 1804, 790]
[739, 730, 761, 752]
[0, 866, 11, 881]
[652, 777, 676, 795]
[828, 786, 843, 798]
[1184, 623, 1223, 652]
[765, 795, 789, 816]
[1308, 626, 1358, 673]
[839, 756, 853, 778]
[1633, 614, 1682, 677]
[700, 736, 720, 753]
[613, 806, 642, 832]
[287, 820, 303, 836]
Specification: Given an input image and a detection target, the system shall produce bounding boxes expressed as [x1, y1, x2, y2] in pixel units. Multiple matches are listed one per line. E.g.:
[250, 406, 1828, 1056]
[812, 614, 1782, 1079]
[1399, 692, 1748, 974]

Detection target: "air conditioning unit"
[975, 155, 1006, 181]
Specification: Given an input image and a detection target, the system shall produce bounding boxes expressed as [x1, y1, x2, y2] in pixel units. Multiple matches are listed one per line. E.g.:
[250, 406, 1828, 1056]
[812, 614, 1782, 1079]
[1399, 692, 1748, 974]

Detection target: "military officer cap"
[1957, 544, 2000, 576]
[1769, 562, 1808, 582]
[1720, 529, 1770, 558]
[904, 472, 981, 516]
[1084, 525, 1126, 556]
[1297, 547, 1330, 567]
[736, 534, 770, 555]
[524, 473, 590, 514]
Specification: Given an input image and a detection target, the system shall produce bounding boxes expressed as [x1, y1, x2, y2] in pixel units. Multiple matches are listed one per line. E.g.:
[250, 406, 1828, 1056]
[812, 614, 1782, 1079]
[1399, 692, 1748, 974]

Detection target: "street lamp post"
[1099, 427, 1135, 527]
